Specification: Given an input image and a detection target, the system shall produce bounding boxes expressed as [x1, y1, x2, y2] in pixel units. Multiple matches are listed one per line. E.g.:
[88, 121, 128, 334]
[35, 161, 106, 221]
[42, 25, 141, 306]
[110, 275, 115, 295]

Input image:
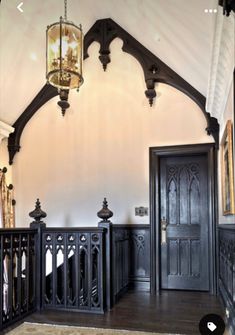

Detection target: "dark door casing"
[160, 155, 209, 291]
[150, 144, 217, 294]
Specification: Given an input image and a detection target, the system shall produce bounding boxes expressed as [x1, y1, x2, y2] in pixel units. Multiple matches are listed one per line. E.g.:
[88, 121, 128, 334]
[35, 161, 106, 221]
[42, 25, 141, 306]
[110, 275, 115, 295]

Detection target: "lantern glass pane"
[47, 23, 60, 74]
[47, 21, 83, 90]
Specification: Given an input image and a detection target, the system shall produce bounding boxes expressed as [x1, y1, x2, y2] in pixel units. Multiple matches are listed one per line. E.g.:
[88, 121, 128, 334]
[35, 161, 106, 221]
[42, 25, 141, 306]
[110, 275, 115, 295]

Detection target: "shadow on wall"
[64, 214, 73, 228]
[124, 214, 136, 226]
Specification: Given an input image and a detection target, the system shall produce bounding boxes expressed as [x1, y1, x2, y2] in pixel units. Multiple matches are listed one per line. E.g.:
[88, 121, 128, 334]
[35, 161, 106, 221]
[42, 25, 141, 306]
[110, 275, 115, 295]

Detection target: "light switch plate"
[135, 207, 148, 216]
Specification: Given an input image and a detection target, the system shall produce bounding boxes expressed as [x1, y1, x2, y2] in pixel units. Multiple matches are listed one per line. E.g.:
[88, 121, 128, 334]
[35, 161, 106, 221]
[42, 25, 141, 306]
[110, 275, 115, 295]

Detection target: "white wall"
[206, 7, 234, 225]
[11, 40, 213, 228]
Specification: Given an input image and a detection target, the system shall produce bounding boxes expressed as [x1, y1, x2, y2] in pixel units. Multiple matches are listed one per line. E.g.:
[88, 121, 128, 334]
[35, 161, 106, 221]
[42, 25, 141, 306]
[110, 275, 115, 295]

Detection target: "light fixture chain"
[64, 0, 67, 20]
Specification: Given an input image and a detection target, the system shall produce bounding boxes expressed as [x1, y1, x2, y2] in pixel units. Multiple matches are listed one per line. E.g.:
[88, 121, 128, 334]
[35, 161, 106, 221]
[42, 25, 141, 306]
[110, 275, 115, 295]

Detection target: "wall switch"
[135, 207, 148, 216]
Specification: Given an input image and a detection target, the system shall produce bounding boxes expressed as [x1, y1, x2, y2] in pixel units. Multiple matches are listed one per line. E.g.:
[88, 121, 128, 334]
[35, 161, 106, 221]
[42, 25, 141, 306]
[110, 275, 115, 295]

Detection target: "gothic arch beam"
[8, 84, 58, 164]
[8, 18, 219, 164]
[84, 19, 219, 146]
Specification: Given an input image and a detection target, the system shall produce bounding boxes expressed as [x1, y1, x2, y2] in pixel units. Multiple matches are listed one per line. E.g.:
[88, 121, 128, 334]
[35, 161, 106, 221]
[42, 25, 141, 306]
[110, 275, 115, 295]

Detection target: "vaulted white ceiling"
[0, 0, 217, 125]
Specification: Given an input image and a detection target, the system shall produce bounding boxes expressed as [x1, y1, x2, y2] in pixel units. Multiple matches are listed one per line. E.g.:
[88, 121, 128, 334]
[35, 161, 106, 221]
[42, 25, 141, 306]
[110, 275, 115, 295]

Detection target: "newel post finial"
[97, 197, 113, 223]
[29, 199, 46, 311]
[29, 199, 47, 224]
[97, 198, 113, 310]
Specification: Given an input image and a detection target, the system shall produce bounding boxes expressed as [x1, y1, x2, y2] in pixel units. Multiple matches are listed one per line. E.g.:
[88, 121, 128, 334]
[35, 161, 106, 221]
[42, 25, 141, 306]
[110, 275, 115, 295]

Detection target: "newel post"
[97, 198, 113, 310]
[29, 199, 47, 311]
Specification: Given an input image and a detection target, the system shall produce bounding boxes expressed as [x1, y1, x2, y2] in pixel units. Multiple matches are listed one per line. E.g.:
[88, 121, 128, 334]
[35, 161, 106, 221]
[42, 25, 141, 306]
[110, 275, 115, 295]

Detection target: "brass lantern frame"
[46, 16, 84, 91]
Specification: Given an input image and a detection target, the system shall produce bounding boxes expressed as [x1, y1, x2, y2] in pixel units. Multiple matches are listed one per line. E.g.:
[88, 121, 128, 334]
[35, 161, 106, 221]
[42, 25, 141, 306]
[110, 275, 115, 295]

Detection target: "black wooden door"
[160, 154, 209, 291]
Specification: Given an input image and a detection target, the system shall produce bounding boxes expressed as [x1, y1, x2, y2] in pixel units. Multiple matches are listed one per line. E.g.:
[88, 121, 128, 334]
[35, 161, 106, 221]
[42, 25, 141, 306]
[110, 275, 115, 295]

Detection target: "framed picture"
[221, 120, 235, 215]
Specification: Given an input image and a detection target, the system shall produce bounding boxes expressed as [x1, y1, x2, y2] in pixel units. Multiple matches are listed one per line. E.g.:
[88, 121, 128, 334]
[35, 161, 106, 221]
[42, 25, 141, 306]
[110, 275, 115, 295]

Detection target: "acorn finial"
[97, 198, 113, 222]
[29, 199, 47, 222]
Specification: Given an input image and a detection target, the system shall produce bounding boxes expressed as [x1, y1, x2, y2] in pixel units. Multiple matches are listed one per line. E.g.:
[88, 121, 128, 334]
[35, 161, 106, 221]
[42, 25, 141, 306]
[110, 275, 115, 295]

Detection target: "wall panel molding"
[0, 120, 14, 145]
[206, 9, 235, 125]
[112, 224, 150, 303]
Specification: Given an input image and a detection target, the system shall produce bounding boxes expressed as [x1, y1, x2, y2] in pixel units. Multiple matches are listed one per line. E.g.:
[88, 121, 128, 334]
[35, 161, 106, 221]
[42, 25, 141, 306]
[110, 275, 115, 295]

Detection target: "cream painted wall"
[12, 40, 213, 228]
[218, 81, 235, 224]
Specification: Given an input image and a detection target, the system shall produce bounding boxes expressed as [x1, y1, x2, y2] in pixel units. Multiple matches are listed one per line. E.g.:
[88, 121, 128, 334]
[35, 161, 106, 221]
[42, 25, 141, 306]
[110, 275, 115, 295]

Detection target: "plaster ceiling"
[0, 0, 217, 125]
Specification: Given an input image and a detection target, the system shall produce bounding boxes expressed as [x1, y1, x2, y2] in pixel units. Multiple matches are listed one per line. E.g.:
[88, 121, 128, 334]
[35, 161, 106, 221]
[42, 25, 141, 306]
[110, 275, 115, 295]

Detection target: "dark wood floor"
[15, 290, 227, 335]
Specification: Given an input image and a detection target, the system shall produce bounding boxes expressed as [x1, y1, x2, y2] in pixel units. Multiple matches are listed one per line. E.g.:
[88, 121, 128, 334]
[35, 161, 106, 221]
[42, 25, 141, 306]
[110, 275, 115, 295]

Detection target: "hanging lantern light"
[46, 0, 83, 115]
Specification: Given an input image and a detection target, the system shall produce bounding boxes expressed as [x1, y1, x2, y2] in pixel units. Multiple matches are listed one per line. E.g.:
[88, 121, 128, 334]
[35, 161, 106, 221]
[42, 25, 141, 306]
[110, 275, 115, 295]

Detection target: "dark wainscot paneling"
[112, 224, 150, 303]
[218, 225, 235, 333]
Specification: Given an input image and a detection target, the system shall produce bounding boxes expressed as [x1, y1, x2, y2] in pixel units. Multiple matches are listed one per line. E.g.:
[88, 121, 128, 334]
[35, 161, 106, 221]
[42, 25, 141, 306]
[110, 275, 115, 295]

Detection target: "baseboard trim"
[128, 280, 150, 291]
[114, 285, 129, 303]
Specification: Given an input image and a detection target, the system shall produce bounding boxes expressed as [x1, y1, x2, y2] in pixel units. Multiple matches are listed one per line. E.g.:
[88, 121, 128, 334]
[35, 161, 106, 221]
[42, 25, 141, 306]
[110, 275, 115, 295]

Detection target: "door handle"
[161, 217, 168, 244]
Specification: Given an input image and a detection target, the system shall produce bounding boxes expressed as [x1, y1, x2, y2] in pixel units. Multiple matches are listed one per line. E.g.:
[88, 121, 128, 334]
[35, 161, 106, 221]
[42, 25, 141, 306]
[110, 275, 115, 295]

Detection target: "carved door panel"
[160, 155, 209, 291]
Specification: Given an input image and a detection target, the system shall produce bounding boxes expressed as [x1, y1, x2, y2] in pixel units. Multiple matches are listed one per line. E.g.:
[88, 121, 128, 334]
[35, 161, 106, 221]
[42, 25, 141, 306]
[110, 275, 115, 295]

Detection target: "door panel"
[160, 155, 209, 291]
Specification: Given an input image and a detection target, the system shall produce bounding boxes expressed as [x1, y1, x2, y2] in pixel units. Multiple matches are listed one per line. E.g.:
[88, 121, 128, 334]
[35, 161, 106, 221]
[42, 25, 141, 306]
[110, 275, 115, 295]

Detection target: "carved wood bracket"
[8, 84, 58, 164]
[219, 0, 235, 16]
[8, 18, 220, 164]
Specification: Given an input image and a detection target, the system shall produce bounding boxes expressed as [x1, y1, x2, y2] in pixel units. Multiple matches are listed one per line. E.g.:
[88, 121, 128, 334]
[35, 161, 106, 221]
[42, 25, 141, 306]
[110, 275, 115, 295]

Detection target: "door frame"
[149, 143, 218, 294]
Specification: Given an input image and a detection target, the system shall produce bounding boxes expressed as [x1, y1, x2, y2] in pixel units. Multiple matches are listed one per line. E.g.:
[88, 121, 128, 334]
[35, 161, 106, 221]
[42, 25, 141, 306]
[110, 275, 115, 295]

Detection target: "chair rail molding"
[0, 120, 14, 144]
[206, 7, 235, 124]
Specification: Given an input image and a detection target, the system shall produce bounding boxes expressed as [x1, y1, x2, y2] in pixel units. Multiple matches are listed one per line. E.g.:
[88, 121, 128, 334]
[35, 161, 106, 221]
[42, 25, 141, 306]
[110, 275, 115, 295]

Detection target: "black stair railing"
[41, 227, 105, 313]
[0, 228, 38, 330]
[0, 198, 114, 331]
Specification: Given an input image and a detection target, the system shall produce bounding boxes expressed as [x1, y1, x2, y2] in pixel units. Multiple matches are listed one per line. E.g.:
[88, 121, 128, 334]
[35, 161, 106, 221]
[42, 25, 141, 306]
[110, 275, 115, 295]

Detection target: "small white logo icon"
[207, 322, 217, 332]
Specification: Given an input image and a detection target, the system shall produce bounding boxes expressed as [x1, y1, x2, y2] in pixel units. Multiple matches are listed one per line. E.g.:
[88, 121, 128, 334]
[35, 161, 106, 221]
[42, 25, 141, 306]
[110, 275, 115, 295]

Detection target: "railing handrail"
[0, 228, 38, 233]
[0, 227, 106, 233]
[43, 227, 106, 232]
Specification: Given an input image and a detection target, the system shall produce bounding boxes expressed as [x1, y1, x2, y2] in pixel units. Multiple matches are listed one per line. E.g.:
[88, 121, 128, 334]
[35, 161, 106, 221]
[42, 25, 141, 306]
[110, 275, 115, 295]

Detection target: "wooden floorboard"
[3, 290, 228, 334]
